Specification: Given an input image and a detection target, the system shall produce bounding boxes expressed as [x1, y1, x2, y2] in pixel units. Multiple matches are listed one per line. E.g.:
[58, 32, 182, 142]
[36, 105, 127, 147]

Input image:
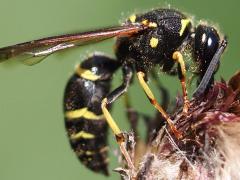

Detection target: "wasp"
[0, 8, 227, 176]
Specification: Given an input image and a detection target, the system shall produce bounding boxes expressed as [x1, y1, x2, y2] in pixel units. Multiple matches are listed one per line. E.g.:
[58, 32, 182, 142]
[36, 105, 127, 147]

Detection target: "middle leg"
[136, 71, 182, 139]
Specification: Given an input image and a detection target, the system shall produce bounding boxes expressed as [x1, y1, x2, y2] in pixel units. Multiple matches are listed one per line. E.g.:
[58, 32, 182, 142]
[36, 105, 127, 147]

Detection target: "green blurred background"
[0, 0, 239, 179]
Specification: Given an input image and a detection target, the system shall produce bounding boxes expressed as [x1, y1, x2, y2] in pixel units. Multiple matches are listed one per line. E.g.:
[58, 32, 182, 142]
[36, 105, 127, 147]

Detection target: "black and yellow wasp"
[0, 8, 227, 175]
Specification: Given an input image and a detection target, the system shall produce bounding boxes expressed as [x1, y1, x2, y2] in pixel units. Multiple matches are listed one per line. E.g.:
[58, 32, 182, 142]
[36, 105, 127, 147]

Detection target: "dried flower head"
[116, 71, 240, 180]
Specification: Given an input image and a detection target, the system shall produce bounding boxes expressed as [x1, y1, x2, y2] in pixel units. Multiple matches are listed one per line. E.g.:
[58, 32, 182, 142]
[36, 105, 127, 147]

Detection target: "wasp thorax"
[117, 9, 192, 71]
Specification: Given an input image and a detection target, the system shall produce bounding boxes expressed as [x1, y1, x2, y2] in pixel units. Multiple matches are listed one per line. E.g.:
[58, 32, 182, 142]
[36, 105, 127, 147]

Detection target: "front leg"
[172, 51, 190, 114]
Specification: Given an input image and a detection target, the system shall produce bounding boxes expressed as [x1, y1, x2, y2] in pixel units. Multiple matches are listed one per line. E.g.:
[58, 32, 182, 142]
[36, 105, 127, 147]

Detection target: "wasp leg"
[142, 71, 170, 143]
[150, 70, 170, 110]
[136, 71, 182, 139]
[172, 51, 190, 114]
[101, 65, 135, 170]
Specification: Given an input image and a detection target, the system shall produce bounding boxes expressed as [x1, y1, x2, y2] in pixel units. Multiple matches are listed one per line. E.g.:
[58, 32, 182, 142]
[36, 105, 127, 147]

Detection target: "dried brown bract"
[117, 71, 240, 180]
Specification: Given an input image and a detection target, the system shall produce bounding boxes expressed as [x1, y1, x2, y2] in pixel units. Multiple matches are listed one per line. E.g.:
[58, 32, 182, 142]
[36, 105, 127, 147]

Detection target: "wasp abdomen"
[63, 55, 120, 175]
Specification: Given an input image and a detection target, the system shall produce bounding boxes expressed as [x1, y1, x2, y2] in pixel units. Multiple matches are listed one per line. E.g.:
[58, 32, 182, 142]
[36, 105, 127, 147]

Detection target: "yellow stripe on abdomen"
[65, 107, 88, 119]
[75, 66, 101, 81]
[70, 131, 95, 140]
[65, 108, 104, 120]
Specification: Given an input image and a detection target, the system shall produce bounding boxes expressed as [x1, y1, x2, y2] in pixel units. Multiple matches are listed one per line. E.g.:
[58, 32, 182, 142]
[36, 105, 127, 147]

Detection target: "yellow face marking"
[141, 19, 149, 25]
[71, 131, 95, 140]
[76, 66, 101, 81]
[148, 22, 157, 28]
[129, 14, 136, 23]
[150, 37, 159, 48]
[65, 108, 104, 120]
[179, 19, 191, 36]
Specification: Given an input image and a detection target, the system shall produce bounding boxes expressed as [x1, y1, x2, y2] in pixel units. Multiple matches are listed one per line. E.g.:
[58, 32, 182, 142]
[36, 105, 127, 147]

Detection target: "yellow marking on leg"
[137, 72, 155, 100]
[101, 98, 121, 135]
[129, 14, 136, 23]
[76, 66, 101, 81]
[65, 108, 104, 120]
[172, 51, 186, 76]
[150, 37, 159, 48]
[137, 72, 167, 118]
[70, 131, 95, 140]
[101, 98, 135, 170]
[137, 71, 182, 139]
[179, 19, 191, 36]
[172, 51, 189, 113]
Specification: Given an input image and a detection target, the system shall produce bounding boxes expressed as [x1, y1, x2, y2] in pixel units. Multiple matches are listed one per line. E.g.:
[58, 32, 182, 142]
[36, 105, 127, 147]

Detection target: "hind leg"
[101, 65, 135, 170]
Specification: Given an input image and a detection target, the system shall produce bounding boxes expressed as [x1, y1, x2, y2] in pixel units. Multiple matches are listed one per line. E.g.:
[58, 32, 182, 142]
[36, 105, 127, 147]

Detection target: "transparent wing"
[0, 24, 145, 65]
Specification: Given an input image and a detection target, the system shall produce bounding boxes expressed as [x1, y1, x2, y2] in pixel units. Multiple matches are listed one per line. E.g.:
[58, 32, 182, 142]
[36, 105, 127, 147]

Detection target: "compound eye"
[194, 25, 220, 70]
